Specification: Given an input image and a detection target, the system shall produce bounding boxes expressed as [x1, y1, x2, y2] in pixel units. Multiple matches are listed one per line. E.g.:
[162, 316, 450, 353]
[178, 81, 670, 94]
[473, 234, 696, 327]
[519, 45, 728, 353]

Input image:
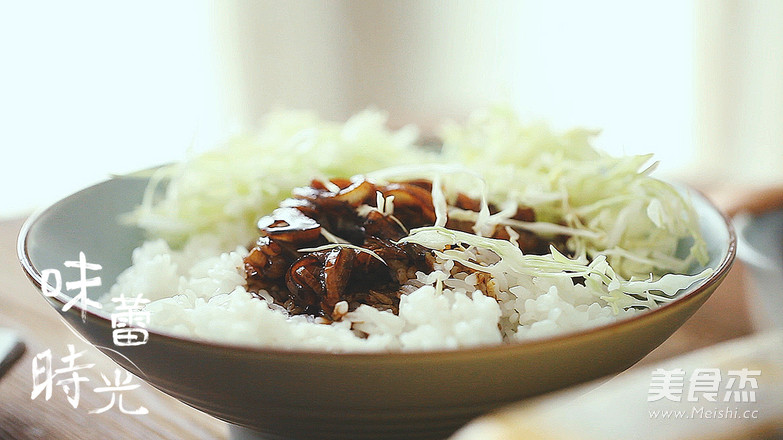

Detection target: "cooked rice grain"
[100, 234, 635, 352]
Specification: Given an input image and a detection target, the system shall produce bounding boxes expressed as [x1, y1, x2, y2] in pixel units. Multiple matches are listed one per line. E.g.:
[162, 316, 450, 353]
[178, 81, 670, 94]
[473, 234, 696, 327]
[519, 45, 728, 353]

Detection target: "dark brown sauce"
[244, 177, 556, 319]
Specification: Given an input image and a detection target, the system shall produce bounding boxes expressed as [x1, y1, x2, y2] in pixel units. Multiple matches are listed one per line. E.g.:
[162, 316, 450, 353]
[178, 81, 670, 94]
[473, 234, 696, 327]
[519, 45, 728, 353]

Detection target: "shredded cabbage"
[438, 105, 708, 278]
[400, 226, 713, 312]
[124, 109, 433, 247]
[126, 104, 713, 311]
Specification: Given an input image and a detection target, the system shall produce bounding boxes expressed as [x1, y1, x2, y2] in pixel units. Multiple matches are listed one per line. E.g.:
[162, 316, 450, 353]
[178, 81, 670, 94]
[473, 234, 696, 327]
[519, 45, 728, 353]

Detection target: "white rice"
[101, 232, 638, 352]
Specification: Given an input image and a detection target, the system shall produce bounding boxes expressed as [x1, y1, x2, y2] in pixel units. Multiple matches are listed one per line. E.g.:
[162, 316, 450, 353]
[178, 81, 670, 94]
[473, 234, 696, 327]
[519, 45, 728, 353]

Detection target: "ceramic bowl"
[18, 175, 735, 440]
[735, 207, 783, 330]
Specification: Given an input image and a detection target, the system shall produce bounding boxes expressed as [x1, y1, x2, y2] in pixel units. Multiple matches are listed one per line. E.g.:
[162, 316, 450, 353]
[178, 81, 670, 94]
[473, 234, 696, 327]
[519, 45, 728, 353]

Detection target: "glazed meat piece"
[244, 176, 552, 319]
[282, 241, 433, 319]
[378, 182, 436, 228]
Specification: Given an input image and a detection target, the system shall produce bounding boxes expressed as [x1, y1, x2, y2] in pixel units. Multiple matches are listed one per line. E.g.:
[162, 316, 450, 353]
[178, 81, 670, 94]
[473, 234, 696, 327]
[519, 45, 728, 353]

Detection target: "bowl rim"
[17, 176, 737, 360]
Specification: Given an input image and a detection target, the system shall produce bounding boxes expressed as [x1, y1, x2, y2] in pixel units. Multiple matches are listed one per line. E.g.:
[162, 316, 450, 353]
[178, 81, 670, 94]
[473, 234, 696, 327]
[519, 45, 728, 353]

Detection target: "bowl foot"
[229, 425, 289, 440]
[227, 422, 458, 440]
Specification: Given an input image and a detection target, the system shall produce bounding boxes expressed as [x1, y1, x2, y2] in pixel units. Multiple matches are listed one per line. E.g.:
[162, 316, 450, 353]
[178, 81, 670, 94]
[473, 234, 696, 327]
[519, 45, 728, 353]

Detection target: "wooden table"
[0, 216, 757, 440]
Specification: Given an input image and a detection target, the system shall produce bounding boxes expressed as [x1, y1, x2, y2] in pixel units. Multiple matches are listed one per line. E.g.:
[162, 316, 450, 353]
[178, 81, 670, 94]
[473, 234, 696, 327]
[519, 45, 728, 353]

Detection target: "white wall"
[0, 1, 221, 217]
[694, 0, 783, 186]
[1, 1, 702, 217]
[218, 0, 695, 162]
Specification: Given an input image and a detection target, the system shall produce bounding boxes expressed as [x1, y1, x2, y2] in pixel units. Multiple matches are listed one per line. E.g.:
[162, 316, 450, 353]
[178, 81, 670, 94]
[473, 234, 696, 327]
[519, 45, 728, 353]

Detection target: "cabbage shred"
[438, 106, 708, 279]
[126, 105, 712, 312]
[125, 110, 431, 248]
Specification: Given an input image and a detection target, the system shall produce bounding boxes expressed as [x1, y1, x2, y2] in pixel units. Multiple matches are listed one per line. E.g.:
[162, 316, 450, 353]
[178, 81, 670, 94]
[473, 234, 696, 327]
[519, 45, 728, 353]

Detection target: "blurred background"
[1, 0, 782, 218]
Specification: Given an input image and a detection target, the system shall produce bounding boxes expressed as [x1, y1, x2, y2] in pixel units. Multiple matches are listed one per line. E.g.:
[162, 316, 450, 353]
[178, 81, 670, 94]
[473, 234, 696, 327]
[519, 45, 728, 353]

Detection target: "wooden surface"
[0, 215, 758, 440]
